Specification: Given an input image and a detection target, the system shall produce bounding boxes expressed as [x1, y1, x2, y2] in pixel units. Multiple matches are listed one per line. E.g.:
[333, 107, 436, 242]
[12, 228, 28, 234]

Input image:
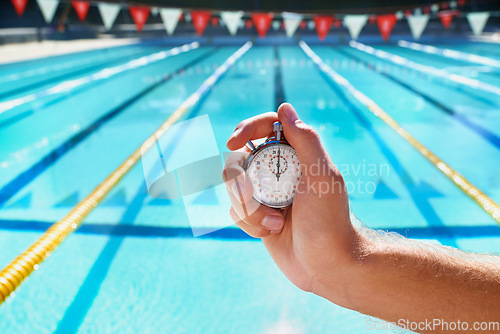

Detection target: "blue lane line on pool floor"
[54, 182, 150, 334]
[54, 47, 243, 332]
[308, 47, 458, 247]
[0, 45, 209, 131]
[274, 46, 285, 110]
[0, 46, 160, 100]
[348, 45, 500, 108]
[0, 48, 218, 208]
[0, 219, 498, 239]
[335, 47, 500, 152]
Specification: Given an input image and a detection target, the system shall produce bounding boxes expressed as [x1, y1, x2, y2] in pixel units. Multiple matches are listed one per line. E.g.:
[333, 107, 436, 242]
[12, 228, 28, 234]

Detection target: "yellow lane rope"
[299, 41, 500, 226]
[0, 42, 252, 304]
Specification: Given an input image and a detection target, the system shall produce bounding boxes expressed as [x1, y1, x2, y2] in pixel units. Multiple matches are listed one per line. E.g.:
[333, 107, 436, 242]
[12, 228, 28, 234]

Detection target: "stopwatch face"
[246, 143, 301, 208]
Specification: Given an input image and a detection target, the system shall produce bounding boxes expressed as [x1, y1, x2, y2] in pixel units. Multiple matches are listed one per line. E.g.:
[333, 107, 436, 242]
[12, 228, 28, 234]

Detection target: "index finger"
[226, 112, 278, 150]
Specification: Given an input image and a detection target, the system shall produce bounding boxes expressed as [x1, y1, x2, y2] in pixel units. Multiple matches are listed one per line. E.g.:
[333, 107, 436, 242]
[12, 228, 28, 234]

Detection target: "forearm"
[314, 223, 500, 333]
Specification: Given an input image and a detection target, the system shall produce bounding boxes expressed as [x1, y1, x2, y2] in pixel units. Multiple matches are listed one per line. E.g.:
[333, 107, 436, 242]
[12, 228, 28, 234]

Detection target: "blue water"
[0, 39, 499, 333]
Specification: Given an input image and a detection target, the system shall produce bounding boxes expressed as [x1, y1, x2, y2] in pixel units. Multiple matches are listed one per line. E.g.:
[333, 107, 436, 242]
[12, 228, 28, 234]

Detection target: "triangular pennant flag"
[282, 12, 302, 38]
[377, 14, 397, 41]
[251, 13, 274, 38]
[431, 4, 439, 12]
[11, 0, 28, 17]
[343, 15, 368, 40]
[36, 0, 59, 23]
[191, 10, 211, 36]
[221, 11, 243, 36]
[450, 1, 457, 8]
[211, 17, 219, 27]
[98, 2, 121, 30]
[272, 20, 281, 31]
[313, 15, 333, 41]
[159, 8, 182, 35]
[151, 7, 159, 16]
[407, 15, 429, 40]
[71, 1, 89, 22]
[439, 10, 457, 29]
[129, 6, 150, 32]
[333, 18, 342, 28]
[466, 12, 489, 35]
[395, 11, 404, 20]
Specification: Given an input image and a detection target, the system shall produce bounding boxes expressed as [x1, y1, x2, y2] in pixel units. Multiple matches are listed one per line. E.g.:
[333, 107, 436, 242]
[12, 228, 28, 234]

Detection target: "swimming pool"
[0, 38, 499, 333]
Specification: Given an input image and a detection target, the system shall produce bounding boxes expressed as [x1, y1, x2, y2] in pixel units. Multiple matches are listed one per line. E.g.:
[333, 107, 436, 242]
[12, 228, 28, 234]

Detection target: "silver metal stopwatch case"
[243, 121, 302, 208]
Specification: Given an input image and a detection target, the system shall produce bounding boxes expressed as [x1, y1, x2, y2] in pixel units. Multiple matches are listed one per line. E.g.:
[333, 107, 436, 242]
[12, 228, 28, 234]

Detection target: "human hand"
[223, 103, 365, 302]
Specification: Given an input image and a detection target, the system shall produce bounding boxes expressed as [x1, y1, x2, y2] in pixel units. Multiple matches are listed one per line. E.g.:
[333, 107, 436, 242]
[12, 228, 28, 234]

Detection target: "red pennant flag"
[368, 15, 377, 25]
[377, 14, 397, 41]
[251, 13, 273, 38]
[441, 2, 449, 9]
[191, 11, 211, 35]
[405, 10, 412, 17]
[299, 20, 306, 30]
[245, 19, 253, 29]
[72, 1, 90, 22]
[457, 0, 466, 5]
[210, 16, 219, 27]
[129, 6, 150, 32]
[333, 18, 342, 28]
[423, 7, 431, 14]
[313, 16, 333, 41]
[10, 0, 28, 17]
[439, 10, 457, 29]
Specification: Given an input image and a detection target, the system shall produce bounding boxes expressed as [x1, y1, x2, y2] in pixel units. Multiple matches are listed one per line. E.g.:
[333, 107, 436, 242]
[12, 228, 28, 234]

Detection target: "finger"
[226, 112, 278, 150]
[227, 187, 285, 232]
[222, 150, 254, 204]
[277, 102, 330, 169]
[229, 207, 271, 238]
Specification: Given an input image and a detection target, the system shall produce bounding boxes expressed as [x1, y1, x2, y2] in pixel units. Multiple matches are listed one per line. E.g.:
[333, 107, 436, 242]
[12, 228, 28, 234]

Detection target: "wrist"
[311, 228, 375, 310]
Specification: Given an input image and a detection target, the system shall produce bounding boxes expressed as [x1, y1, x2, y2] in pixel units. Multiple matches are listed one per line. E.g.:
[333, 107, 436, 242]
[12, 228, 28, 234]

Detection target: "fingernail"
[282, 103, 298, 122]
[228, 128, 241, 141]
[262, 216, 284, 231]
[231, 179, 247, 203]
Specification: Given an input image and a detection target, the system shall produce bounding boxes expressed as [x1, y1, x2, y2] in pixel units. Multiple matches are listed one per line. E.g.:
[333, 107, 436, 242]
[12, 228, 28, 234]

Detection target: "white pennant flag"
[282, 12, 302, 38]
[407, 15, 429, 41]
[36, 0, 59, 23]
[221, 11, 243, 36]
[466, 12, 489, 36]
[159, 8, 182, 35]
[98, 3, 121, 30]
[343, 15, 368, 40]
[151, 7, 159, 16]
[272, 20, 281, 31]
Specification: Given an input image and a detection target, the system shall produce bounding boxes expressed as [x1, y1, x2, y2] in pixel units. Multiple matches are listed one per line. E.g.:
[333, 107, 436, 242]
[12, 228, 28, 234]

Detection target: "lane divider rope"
[299, 40, 500, 226]
[349, 40, 500, 96]
[397, 40, 500, 68]
[0, 41, 252, 305]
[0, 42, 200, 116]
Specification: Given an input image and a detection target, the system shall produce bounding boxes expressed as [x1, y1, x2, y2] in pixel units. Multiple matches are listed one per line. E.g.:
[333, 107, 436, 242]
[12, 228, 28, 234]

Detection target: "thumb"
[277, 103, 329, 170]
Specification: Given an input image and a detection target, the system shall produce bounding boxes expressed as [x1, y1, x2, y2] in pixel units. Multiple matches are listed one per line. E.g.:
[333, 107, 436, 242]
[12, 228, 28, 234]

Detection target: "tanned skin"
[223, 103, 500, 334]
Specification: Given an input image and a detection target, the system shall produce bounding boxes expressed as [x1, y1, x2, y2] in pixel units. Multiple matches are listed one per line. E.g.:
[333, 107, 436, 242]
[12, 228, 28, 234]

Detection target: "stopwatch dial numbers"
[246, 145, 301, 208]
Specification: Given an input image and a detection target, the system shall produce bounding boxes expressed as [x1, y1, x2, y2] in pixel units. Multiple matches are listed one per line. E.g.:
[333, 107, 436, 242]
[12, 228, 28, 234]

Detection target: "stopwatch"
[243, 121, 302, 208]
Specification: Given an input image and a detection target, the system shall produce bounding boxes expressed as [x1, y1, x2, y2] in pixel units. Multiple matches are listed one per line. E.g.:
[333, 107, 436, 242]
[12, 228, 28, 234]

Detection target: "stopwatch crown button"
[273, 122, 283, 133]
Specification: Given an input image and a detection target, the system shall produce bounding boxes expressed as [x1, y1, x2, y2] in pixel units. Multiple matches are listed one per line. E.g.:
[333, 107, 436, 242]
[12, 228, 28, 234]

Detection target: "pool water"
[0, 39, 499, 333]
